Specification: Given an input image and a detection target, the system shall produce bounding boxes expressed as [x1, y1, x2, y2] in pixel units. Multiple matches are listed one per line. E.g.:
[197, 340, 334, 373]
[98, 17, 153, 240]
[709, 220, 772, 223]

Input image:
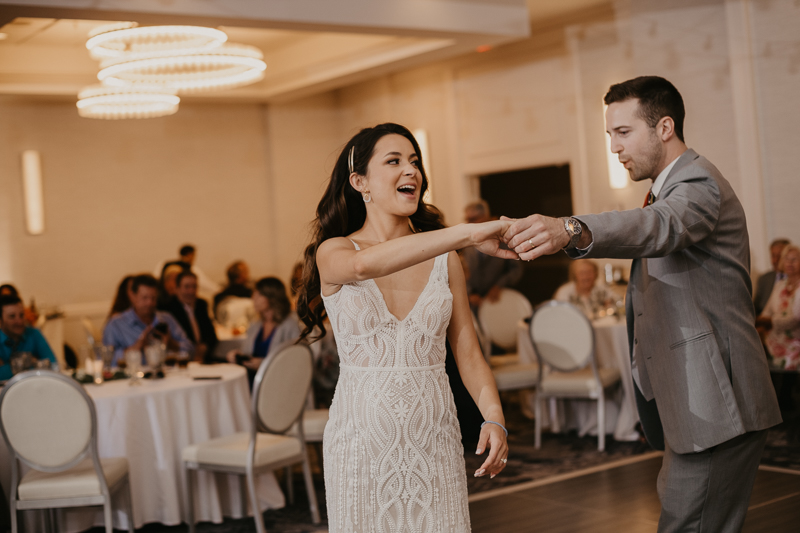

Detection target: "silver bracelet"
[481, 420, 508, 437]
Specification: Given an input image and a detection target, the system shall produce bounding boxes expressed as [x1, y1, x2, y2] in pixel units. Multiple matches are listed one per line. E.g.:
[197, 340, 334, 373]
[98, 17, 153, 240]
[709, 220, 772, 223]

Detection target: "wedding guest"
[103, 274, 193, 364]
[553, 259, 616, 318]
[157, 263, 186, 310]
[214, 260, 253, 316]
[163, 271, 218, 362]
[226, 277, 299, 379]
[0, 295, 56, 380]
[754, 238, 790, 316]
[154, 244, 221, 299]
[108, 275, 135, 320]
[461, 200, 523, 309]
[758, 244, 800, 370]
[0, 284, 39, 326]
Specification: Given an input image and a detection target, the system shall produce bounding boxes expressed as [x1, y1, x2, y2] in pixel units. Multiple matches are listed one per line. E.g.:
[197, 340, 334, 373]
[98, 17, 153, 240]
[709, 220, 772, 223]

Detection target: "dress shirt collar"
[651, 154, 681, 198]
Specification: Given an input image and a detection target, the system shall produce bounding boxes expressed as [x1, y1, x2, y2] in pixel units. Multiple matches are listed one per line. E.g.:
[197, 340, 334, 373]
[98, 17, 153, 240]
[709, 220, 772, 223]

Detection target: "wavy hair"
[297, 123, 445, 341]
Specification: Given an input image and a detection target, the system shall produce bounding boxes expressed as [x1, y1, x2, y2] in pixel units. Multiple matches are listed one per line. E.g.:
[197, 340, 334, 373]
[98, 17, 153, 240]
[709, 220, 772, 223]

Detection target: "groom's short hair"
[604, 76, 685, 143]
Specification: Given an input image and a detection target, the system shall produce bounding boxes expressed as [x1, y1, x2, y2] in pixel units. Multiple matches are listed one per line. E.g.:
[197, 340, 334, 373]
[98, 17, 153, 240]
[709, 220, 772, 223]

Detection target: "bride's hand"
[469, 220, 519, 260]
[474, 423, 509, 479]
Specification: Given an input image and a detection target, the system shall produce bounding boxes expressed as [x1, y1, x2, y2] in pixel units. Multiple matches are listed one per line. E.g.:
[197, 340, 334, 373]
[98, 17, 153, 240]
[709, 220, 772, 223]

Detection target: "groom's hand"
[503, 214, 570, 261]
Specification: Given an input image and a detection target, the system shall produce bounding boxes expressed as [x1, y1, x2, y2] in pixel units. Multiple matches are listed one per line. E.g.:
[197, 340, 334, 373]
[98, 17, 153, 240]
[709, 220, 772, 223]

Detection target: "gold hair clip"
[348, 145, 355, 174]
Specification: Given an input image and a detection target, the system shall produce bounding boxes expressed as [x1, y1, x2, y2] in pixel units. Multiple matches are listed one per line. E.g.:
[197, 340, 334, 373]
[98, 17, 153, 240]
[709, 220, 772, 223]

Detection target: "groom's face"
[606, 99, 663, 183]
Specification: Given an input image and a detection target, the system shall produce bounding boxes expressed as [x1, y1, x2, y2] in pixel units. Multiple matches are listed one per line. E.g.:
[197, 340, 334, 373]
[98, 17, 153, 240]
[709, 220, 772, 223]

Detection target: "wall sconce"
[603, 104, 628, 190]
[21, 150, 45, 235]
[413, 128, 433, 203]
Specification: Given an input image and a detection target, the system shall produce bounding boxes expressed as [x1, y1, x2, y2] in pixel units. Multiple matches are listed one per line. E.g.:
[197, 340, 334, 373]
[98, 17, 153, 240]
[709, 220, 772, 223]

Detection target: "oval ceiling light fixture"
[76, 84, 180, 119]
[86, 23, 227, 60]
[97, 43, 267, 93]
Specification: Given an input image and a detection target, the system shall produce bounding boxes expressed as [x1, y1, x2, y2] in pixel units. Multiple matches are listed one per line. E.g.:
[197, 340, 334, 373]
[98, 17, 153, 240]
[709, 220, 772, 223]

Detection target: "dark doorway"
[479, 164, 573, 307]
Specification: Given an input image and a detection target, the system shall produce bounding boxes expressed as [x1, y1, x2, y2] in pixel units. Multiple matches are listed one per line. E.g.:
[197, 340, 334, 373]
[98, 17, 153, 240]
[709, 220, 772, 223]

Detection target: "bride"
[297, 123, 512, 532]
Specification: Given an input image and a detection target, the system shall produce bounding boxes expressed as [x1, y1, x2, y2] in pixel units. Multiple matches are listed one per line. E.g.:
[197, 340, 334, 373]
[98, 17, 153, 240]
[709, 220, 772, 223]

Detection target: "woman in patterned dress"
[758, 244, 800, 369]
[297, 124, 510, 532]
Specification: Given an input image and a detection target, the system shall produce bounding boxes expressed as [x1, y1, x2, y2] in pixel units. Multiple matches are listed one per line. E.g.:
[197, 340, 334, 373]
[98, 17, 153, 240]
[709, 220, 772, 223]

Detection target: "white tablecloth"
[517, 317, 639, 441]
[1, 365, 284, 531]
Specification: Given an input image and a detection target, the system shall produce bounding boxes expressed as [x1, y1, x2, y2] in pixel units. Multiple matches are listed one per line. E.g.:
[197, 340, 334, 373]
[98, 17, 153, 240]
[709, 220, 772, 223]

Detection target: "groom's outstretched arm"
[502, 215, 593, 261]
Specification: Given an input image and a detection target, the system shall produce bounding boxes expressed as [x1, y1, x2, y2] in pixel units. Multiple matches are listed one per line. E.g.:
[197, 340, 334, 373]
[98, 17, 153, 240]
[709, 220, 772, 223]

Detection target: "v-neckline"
[368, 255, 439, 323]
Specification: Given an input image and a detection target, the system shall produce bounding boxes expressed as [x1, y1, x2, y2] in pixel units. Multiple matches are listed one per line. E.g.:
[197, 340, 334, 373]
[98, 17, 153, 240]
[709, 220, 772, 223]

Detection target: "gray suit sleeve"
[574, 175, 721, 260]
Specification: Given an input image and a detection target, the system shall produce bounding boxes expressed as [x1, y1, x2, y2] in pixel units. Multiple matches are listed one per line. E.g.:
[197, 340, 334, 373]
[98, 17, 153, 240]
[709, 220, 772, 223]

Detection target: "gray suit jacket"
[571, 149, 781, 454]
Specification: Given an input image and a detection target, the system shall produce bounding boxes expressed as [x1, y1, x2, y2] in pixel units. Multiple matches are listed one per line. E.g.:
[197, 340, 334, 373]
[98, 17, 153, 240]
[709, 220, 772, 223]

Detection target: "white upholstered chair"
[530, 301, 621, 452]
[477, 289, 538, 395]
[0, 370, 134, 533]
[182, 342, 321, 533]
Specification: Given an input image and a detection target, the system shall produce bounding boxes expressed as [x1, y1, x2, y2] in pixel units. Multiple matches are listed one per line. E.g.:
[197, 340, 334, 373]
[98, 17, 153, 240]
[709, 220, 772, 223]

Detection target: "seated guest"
[226, 277, 299, 374]
[0, 284, 39, 326]
[154, 244, 221, 300]
[214, 260, 253, 317]
[554, 259, 616, 318]
[108, 275, 135, 320]
[157, 263, 186, 310]
[757, 244, 800, 370]
[163, 271, 218, 362]
[103, 274, 193, 364]
[754, 238, 790, 316]
[0, 295, 57, 379]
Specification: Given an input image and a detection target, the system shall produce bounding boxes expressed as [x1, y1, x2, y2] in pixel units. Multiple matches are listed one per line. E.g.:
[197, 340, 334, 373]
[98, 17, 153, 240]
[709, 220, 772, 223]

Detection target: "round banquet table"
[1, 364, 285, 532]
[517, 316, 640, 441]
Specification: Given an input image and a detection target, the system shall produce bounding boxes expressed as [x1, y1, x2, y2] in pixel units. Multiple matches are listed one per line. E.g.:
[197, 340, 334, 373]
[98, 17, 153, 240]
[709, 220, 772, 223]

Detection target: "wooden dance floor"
[468, 454, 800, 532]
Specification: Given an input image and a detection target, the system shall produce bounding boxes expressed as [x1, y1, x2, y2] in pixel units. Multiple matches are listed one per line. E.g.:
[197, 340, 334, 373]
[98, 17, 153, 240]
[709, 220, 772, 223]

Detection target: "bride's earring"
[362, 191, 371, 203]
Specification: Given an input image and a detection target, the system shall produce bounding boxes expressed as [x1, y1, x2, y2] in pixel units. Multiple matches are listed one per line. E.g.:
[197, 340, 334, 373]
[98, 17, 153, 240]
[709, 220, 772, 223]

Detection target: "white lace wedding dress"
[322, 246, 471, 533]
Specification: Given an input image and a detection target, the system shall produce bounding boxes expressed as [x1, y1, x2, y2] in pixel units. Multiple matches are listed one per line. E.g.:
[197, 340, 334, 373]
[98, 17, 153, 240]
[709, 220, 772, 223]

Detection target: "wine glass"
[125, 350, 142, 386]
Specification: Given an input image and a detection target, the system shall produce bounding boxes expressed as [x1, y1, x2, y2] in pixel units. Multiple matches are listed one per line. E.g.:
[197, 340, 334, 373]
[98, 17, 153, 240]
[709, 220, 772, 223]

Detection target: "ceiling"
[0, 0, 608, 103]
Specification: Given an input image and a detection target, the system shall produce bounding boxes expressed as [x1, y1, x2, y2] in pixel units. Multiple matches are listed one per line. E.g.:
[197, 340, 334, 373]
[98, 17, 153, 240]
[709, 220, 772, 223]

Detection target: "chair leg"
[43, 508, 51, 533]
[184, 467, 196, 533]
[125, 478, 135, 533]
[9, 500, 17, 533]
[239, 475, 248, 517]
[50, 507, 59, 533]
[285, 465, 294, 505]
[246, 468, 266, 533]
[302, 453, 321, 524]
[534, 393, 542, 449]
[103, 500, 113, 533]
[549, 398, 560, 433]
[598, 392, 606, 452]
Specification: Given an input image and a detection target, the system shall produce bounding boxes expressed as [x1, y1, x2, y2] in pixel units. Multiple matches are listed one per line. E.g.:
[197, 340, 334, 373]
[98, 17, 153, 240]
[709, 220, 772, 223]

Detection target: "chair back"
[478, 288, 533, 351]
[529, 300, 594, 371]
[0, 370, 97, 472]
[217, 296, 256, 330]
[252, 342, 313, 435]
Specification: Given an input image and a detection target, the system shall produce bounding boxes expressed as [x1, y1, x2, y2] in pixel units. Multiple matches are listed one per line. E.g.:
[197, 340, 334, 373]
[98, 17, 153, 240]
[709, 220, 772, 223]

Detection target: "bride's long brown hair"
[297, 123, 445, 341]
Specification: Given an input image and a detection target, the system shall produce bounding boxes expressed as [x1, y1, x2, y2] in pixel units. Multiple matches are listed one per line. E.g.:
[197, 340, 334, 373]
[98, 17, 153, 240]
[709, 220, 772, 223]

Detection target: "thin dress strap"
[348, 238, 360, 250]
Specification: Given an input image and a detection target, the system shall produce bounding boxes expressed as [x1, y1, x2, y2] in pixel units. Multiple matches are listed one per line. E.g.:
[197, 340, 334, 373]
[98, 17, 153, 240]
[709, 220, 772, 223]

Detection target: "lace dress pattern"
[321, 248, 471, 533]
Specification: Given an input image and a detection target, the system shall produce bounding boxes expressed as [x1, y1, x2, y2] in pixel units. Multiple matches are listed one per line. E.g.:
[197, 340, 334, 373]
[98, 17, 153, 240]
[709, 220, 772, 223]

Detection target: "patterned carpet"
[95, 387, 800, 533]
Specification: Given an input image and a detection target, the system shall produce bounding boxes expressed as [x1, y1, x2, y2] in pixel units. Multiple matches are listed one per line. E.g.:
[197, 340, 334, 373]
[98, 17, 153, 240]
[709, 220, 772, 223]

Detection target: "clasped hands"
[471, 214, 571, 261]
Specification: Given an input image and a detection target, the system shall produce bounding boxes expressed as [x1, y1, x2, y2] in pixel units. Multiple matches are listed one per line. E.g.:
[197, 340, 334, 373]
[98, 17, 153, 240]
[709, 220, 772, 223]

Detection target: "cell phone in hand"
[153, 322, 168, 337]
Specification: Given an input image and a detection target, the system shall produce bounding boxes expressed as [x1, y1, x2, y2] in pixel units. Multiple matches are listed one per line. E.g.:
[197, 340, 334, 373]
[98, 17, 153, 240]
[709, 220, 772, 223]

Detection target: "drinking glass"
[10, 352, 32, 375]
[125, 349, 142, 386]
[144, 344, 163, 370]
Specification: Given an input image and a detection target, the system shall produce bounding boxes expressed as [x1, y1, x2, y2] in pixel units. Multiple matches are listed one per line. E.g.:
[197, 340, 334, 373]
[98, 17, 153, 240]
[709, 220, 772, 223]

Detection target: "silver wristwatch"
[561, 217, 582, 250]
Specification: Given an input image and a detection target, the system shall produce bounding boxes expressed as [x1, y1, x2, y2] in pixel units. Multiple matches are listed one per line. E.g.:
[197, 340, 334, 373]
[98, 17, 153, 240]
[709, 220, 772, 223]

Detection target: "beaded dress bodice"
[321, 246, 470, 533]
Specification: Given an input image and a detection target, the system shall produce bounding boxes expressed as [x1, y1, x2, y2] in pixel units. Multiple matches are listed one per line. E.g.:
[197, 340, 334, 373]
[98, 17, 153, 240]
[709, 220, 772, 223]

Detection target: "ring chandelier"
[77, 23, 266, 119]
[76, 85, 179, 119]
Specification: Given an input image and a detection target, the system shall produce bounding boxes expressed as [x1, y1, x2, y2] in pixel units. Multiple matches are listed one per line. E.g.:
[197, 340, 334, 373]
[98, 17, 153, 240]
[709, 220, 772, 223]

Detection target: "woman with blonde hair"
[758, 244, 800, 369]
[297, 123, 511, 532]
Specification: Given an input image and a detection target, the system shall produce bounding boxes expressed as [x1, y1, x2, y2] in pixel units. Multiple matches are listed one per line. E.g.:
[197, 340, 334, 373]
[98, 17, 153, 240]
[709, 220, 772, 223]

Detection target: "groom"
[502, 76, 781, 532]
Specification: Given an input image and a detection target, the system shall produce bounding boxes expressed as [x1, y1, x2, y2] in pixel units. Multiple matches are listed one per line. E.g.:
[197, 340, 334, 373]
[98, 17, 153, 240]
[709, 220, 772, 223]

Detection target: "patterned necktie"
[643, 190, 655, 208]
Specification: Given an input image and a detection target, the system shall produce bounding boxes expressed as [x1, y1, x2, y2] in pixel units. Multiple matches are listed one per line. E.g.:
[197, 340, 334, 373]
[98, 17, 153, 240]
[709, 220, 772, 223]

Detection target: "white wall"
[0, 100, 275, 305]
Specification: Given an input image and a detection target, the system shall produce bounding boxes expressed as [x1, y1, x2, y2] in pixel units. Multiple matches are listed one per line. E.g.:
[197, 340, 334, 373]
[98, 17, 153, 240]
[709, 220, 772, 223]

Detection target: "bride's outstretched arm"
[317, 220, 517, 289]
[445, 251, 508, 479]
